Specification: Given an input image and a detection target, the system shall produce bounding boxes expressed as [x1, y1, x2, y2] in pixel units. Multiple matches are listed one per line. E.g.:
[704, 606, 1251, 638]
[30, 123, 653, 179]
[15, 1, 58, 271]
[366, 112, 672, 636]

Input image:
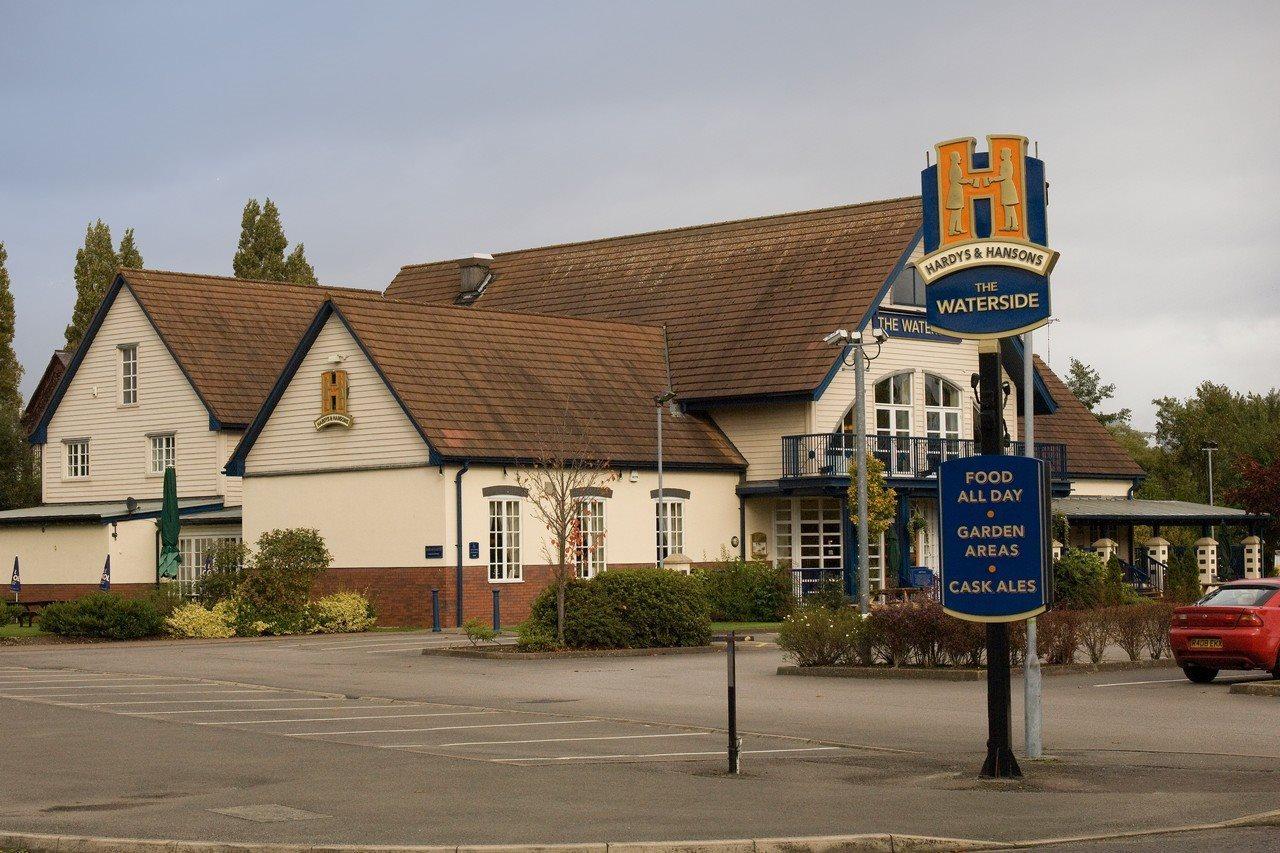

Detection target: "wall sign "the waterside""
[938, 455, 1049, 622]
[915, 135, 1059, 340]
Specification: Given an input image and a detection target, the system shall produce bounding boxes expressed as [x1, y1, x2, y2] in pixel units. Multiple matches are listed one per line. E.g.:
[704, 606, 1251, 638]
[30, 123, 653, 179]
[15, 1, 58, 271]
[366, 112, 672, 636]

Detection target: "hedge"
[695, 559, 792, 622]
[38, 593, 165, 640]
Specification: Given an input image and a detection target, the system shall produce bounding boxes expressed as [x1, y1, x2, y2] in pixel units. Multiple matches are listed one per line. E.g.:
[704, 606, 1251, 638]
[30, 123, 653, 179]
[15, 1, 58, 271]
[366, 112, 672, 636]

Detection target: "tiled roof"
[21, 349, 71, 435]
[121, 270, 384, 427]
[385, 198, 923, 402]
[1053, 496, 1261, 523]
[326, 295, 744, 468]
[1023, 356, 1145, 480]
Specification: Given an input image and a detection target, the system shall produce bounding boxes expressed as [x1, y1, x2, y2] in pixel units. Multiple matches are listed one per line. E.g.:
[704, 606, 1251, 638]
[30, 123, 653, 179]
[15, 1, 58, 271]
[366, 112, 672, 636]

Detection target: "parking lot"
[1, 633, 1278, 849]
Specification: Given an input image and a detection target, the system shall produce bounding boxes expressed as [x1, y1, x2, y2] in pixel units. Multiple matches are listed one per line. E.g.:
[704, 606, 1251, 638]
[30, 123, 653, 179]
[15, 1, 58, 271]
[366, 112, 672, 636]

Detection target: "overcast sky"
[2, 1, 1278, 430]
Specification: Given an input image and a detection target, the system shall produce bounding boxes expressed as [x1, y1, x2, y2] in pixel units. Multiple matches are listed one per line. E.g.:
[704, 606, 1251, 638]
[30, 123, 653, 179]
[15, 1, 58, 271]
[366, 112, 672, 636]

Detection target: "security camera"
[849, 331, 863, 345]
[822, 329, 850, 346]
[872, 328, 889, 344]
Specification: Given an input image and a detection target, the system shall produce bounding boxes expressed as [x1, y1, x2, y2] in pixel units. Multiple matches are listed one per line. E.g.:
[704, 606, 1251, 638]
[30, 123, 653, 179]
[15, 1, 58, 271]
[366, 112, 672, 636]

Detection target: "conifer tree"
[117, 227, 144, 269]
[64, 220, 118, 351]
[0, 244, 36, 509]
[232, 198, 318, 284]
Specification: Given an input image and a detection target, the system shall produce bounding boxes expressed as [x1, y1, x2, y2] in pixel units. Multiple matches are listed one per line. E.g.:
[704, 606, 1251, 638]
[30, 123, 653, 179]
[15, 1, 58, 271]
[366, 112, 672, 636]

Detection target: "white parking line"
[0, 676, 174, 685]
[1093, 678, 1187, 687]
[66, 696, 337, 707]
[0, 681, 198, 691]
[125, 704, 405, 715]
[365, 643, 449, 654]
[317, 719, 602, 741]
[438, 732, 711, 747]
[197, 710, 497, 726]
[3, 688, 273, 699]
[494, 746, 843, 763]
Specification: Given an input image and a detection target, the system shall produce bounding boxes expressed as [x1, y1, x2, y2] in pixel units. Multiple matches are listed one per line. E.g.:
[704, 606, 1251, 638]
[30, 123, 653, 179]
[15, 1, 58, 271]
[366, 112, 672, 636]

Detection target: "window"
[889, 264, 925, 308]
[1195, 585, 1277, 608]
[873, 373, 913, 475]
[178, 535, 242, 599]
[488, 499, 522, 581]
[655, 499, 684, 562]
[149, 433, 176, 475]
[120, 345, 138, 405]
[574, 498, 606, 578]
[924, 374, 963, 470]
[65, 440, 89, 479]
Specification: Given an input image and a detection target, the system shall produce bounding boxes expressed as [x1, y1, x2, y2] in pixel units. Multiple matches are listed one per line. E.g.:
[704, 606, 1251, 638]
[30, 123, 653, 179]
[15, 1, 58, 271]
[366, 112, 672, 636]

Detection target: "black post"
[727, 630, 740, 774]
[978, 345, 1022, 779]
[492, 587, 501, 632]
[431, 588, 441, 633]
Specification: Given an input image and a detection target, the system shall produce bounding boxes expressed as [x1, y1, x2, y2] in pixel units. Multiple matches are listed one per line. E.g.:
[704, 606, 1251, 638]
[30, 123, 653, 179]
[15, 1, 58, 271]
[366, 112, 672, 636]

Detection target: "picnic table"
[9, 600, 56, 628]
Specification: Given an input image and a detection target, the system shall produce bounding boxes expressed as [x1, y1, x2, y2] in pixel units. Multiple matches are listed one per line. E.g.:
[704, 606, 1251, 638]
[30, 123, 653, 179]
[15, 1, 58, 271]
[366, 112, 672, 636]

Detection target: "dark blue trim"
[100, 501, 225, 524]
[224, 301, 443, 477]
[840, 494, 856, 599]
[895, 491, 911, 587]
[811, 228, 924, 403]
[681, 390, 813, 410]
[1001, 336, 1058, 415]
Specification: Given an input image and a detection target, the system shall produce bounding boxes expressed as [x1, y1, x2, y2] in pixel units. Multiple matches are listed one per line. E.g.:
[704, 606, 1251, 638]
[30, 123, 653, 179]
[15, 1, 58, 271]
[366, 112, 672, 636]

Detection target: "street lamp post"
[825, 328, 887, 615]
[1202, 440, 1219, 540]
[656, 390, 677, 568]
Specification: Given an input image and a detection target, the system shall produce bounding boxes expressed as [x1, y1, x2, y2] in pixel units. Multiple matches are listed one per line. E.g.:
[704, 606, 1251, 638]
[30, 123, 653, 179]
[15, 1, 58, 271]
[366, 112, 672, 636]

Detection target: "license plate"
[1188, 638, 1223, 650]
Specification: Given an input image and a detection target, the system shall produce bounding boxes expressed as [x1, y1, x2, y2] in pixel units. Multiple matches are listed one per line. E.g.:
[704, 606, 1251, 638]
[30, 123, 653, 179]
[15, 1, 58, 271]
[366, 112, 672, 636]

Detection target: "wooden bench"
[10, 600, 56, 628]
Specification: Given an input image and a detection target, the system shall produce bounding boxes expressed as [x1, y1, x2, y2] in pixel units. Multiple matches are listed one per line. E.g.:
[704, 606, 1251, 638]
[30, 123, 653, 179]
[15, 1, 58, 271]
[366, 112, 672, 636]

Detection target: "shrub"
[806, 577, 851, 611]
[940, 616, 986, 667]
[695, 559, 792, 622]
[197, 540, 249, 606]
[462, 617, 499, 645]
[865, 600, 913, 666]
[777, 603, 864, 667]
[1141, 600, 1174, 660]
[904, 599, 948, 667]
[165, 601, 236, 639]
[526, 567, 710, 649]
[308, 592, 376, 634]
[38, 593, 164, 640]
[1053, 548, 1108, 609]
[1102, 557, 1142, 606]
[2, 601, 20, 625]
[1077, 608, 1114, 664]
[1165, 549, 1202, 603]
[1035, 609, 1080, 665]
[516, 621, 557, 652]
[143, 584, 186, 619]
[1111, 605, 1147, 662]
[236, 529, 331, 632]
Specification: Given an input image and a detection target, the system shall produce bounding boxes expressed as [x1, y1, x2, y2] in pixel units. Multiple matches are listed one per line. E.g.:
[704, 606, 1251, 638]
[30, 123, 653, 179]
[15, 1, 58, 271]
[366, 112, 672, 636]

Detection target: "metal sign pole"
[1023, 332, 1043, 760]
[727, 630, 740, 774]
[978, 341, 1021, 779]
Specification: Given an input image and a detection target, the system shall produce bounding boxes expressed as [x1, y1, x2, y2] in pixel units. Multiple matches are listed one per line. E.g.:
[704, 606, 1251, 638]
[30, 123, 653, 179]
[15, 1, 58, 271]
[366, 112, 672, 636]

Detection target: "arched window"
[873, 373, 912, 474]
[924, 374, 963, 471]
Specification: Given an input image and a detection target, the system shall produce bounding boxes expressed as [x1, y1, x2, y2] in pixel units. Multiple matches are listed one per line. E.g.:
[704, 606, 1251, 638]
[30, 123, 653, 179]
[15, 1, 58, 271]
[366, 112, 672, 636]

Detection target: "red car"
[1170, 579, 1280, 683]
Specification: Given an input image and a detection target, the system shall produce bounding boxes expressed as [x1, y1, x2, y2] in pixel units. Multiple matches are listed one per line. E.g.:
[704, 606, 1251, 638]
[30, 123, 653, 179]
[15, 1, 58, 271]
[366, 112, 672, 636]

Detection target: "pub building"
[3, 196, 1267, 625]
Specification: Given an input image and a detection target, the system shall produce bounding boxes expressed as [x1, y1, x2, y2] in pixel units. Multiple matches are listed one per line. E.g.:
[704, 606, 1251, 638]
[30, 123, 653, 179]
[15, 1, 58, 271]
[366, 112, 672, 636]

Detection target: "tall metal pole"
[978, 339, 1020, 779]
[853, 340, 871, 616]
[727, 630, 740, 774]
[656, 400, 664, 569]
[1022, 332, 1043, 760]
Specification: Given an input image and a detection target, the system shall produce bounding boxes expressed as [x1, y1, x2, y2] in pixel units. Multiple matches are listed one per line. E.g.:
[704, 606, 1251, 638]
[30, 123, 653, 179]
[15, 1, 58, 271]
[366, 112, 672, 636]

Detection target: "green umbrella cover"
[157, 466, 180, 581]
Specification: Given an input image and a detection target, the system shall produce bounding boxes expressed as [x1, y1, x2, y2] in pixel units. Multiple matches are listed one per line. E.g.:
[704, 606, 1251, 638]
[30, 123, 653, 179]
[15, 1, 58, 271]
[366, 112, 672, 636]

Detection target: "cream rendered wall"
[243, 315, 431, 476]
[1069, 479, 1134, 498]
[443, 465, 741, 576]
[0, 524, 108, 584]
[243, 467, 446, 568]
[711, 403, 808, 481]
[108, 518, 159, 584]
[42, 288, 224, 503]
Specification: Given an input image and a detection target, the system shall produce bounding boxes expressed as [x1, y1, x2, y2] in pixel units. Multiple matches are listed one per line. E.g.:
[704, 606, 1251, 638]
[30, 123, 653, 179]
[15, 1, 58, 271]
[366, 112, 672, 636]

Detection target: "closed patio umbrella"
[99, 555, 111, 591]
[157, 466, 180, 581]
[9, 556, 18, 601]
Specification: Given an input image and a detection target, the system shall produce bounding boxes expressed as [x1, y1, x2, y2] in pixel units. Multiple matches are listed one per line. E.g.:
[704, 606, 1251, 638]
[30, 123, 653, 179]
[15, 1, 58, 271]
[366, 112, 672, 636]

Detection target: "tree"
[846, 452, 897, 539]
[516, 450, 616, 647]
[0, 244, 36, 509]
[1225, 456, 1280, 552]
[64, 221, 143, 352]
[233, 198, 316, 284]
[1065, 358, 1131, 428]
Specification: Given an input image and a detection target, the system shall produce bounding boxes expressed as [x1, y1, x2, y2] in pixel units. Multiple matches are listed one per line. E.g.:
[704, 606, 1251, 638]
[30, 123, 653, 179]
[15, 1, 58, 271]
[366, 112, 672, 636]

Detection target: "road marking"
[293, 719, 599, 738]
[0, 676, 175, 685]
[365, 644, 452, 654]
[1093, 678, 1188, 687]
[437, 732, 711, 747]
[0, 681, 198, 691]
[2, 688, 273, 699]
[493, 746, 843, 763]
[125, 704, 405, 716]
[65, 691, 337, 701]
[196, 710, 498, 726]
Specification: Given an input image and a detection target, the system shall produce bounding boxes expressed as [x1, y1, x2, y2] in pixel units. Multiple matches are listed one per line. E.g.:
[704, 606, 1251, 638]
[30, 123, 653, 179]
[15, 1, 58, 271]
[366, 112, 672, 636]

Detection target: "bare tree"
[516, 449, 616, 647]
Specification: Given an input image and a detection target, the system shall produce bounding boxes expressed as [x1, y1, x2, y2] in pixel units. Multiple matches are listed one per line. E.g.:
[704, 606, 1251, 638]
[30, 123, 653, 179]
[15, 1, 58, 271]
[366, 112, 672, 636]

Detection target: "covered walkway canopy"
[1053, 496, 1267, 529]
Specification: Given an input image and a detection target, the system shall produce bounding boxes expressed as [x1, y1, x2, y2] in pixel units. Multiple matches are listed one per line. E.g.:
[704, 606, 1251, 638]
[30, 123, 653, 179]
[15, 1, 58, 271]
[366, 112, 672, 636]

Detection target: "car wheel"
[1182, 664, 1219, 684]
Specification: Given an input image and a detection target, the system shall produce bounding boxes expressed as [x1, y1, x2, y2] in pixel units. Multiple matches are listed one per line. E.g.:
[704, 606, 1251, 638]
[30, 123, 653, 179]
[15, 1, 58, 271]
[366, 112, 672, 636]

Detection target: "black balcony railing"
[781, 433, 1068, 481]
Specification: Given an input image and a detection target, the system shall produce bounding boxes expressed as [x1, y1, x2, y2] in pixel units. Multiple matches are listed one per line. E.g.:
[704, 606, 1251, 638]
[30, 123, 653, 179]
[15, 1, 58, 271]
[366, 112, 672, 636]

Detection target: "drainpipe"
[455, 460, 470, 628]
[737, 475, 747, 562]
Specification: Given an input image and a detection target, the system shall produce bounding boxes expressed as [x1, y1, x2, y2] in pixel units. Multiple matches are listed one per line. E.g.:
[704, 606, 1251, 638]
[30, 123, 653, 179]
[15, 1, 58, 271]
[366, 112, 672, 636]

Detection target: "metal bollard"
[492, 587, 501, 632]
[431, 588, 441, 632]
[727, 630, 740, 774]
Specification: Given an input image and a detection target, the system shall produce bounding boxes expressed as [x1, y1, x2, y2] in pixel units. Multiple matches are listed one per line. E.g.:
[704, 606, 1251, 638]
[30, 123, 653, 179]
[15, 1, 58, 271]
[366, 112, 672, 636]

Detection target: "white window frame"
[149, 433, 176, 476]
[119, 344, 138, 406]
[64, 439, 89, 479]
[655, 498, 685, 563]
[488, 498, 523, 582]
[924, 374, 964, 467]
[574, 498, 607, 578]
[178, 534, 242, 600]
[873, 372, 914, 476]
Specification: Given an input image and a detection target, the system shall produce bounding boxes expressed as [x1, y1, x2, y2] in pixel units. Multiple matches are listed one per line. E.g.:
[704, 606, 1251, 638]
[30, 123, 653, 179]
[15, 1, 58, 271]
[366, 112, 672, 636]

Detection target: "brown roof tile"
[21, 349, 71, 436]
[1023, 356, 1144, 480]
[385, 198, 922, 402]
[326, 295, 744, 468]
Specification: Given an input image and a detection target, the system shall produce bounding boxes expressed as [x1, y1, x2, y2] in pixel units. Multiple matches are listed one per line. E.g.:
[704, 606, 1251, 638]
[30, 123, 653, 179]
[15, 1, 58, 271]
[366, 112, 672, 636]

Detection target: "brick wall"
[11, 583, 156, 603]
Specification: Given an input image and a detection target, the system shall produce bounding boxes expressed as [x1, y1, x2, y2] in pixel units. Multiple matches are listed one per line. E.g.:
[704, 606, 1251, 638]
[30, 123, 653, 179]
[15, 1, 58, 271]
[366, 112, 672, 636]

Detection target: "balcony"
[781, 433, 1068, 481]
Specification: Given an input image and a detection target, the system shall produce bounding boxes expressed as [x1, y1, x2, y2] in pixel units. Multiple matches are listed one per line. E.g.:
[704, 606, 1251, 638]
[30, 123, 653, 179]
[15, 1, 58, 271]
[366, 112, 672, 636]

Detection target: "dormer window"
[120, 344, 138, 405]
[889, 265, 925, 308]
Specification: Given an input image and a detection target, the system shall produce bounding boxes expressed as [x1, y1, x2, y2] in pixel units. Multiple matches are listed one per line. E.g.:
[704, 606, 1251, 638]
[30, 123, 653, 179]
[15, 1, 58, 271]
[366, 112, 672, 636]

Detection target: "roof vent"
[457, 254, 494, 305]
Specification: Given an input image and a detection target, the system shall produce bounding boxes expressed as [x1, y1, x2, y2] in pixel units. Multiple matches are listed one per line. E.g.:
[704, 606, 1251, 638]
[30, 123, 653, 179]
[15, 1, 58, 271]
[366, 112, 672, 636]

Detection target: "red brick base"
[9, 583, 155, 603]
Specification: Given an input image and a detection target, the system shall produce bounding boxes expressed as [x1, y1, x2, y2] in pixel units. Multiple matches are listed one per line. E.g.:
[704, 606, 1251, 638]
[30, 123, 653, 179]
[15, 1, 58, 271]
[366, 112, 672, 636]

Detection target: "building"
[4, 196, 1262, 623]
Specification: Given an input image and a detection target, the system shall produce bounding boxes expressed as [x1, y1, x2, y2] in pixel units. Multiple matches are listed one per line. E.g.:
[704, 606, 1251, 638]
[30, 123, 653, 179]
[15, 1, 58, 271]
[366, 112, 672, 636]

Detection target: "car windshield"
[1195, 586, 1278, 607]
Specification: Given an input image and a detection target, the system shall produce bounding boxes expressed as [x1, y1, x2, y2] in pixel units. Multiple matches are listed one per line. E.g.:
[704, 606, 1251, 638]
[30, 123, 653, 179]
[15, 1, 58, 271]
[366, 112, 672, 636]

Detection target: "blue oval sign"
[926, 267, 1051, 340]
[938, 455, 1049, 622]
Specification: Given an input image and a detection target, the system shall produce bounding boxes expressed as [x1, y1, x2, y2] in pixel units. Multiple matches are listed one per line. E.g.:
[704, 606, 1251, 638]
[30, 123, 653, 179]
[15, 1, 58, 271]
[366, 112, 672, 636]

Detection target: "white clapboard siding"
[217, 430, 245, 506]
[712, 402, 808, 481]
[43, 288, 222, 503]
[244, 315, 430, 476]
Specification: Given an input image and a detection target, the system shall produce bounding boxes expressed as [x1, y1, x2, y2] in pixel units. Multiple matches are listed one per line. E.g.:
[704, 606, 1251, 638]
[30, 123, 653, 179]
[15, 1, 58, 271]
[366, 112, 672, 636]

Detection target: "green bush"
[777, 603, 866, 667]
[695, 560, 791, 622]
[1053, 548, 1108, 609]
[2, 601, 20, 625]
[236, 528, 331, 632]
[143, 584, 186, 619]
[165, 601, 236, 638]
[516, 620, 557, 651]
[307, 592, 376, 634]
[526, 567, 711, 650]
[462, 616, 499, 645]
[38, 593, 164, 640]
[197, 540, 249, 606]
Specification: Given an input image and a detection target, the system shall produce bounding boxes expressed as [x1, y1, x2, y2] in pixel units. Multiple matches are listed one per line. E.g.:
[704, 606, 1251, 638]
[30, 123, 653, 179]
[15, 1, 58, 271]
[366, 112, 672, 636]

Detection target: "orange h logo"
[935, 135, 1028, 248]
